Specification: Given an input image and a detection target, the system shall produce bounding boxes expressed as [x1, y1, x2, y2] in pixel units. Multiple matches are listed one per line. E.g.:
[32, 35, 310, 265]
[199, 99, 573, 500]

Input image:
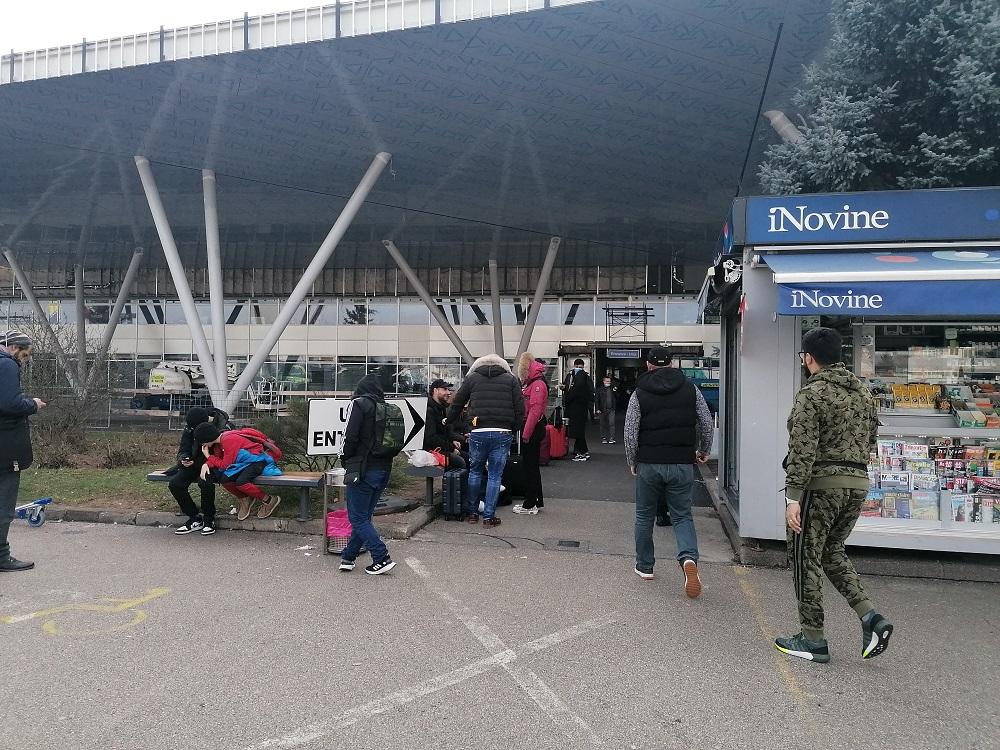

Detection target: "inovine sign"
[768, 205, 889, 233]
[788, 288, 884, 310]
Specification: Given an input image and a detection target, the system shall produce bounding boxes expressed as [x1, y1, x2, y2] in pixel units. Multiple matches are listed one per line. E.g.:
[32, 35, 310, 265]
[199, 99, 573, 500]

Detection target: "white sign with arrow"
[306, 397, 427, 456]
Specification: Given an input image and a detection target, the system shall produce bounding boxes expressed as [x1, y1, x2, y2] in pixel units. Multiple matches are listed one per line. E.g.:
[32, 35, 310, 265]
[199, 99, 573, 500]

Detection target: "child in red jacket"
[195, 424, 281, 521]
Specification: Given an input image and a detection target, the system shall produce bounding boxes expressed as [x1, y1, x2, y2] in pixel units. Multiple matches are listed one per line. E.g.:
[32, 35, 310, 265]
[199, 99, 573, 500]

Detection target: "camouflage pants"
[787, 487, 872, 635]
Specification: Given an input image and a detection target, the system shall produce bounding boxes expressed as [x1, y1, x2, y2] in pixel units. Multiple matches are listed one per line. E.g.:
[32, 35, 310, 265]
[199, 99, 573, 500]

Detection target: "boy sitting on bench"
[195, 424, 283, 521]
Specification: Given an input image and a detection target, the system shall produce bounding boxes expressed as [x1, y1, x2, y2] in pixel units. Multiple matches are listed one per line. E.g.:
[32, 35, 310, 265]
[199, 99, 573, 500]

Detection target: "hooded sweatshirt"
[784, 363, 879, 502]
[624, 366, 714, 466]
[518, 354, 548, 442]
[0, 349, 37, 471]
[342, 374, 394, 473]
[447, 354, 525, 432]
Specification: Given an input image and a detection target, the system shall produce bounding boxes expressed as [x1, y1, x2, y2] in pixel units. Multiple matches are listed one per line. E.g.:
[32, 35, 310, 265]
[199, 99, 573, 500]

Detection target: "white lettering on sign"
[767, 204, 890, 233]
[789, 289, 884, 310]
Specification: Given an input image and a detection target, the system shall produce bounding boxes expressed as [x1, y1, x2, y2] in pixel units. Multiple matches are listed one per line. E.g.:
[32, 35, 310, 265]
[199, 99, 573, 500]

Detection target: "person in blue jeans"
[339, 374, 397, 575]
[446, 354, 525, 528]
[624, 346, 713, 598]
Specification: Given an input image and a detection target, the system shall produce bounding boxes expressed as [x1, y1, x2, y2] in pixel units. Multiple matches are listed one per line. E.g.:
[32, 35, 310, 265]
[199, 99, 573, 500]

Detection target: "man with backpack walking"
[338, 373, 403, 574]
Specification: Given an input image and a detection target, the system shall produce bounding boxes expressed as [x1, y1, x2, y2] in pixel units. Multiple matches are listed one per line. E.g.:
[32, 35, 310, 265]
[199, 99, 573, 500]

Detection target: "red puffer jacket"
[521, 359, 549, 442]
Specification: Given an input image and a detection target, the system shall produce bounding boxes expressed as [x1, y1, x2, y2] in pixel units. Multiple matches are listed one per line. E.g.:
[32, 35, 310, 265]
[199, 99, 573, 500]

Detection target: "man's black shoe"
[656, 515, 672, 527]
[0, 556, 35, 572]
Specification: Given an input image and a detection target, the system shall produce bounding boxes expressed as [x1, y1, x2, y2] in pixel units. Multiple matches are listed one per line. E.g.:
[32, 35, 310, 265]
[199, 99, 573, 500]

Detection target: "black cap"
[429, 379, 454, 390]
[193, 423, 221, 445]
[646, 346, 672, 366]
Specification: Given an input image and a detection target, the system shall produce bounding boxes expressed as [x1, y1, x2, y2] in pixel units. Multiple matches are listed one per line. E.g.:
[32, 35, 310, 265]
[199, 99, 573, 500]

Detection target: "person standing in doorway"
[563, 358, 594, 461]
[775, 327, 893, 664]
[595, 374, 619, 445]
[513, 353, 548, 515]
[0, 331, 44, 572]
[625, 346, 713, 597]
[447, 354, 524, 528]
[338, 374, 399, 575]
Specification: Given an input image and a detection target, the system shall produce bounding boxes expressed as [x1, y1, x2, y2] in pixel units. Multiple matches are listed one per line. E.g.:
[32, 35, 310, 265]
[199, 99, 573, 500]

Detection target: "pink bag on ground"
[326, 509, 352, 554]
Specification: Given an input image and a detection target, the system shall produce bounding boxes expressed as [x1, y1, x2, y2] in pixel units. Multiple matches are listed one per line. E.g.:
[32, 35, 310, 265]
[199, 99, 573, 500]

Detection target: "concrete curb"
[696, 463, 1000, 583]
[44, 503, 437, 540]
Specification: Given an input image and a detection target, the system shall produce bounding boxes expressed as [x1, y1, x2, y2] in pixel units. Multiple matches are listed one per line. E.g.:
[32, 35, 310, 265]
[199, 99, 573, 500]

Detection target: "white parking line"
[249, 561, 615, 750]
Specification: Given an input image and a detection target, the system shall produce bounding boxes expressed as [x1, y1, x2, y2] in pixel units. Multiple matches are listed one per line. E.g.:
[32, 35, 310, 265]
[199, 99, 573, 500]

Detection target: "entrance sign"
[606, 349, 641, 359]
[307, 397, 426, 456]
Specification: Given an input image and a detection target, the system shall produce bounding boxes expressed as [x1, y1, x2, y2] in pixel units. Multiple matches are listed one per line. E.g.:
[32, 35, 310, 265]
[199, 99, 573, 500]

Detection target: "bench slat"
[146, 471, 324, 487]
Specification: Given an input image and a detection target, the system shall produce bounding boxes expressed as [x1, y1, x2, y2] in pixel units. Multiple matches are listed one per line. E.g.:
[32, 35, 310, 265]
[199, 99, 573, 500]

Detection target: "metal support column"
[383, 240, 475, 365]
[222, 152, 392, 415]
[2, 248, 80, 391]
[74, 263, 86, 386]
[134, 156, 222, 401]
[82, 248, 144, 397]
[202, 170, 228, 401]
[488, 258, 503, 357]
[516, 237, 561, 358]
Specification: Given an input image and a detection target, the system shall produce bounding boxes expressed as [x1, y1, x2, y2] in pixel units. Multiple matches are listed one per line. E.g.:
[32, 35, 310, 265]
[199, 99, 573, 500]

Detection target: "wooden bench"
[147, 470, 325, 522]
[404, 466, 446, 506]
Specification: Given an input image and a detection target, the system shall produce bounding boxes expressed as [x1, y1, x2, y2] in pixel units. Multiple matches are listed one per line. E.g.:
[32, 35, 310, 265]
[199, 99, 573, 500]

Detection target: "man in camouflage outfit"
[775, 327, 893, 664]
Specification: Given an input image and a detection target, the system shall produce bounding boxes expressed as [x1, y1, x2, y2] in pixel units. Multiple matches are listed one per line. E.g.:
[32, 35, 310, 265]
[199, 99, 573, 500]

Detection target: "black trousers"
[0, 470, 21, 561]
[521, 424, 545, 509]
[168, 463, 216, 524]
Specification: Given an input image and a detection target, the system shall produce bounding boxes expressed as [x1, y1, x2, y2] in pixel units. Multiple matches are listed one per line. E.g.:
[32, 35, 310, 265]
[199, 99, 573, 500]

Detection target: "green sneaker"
[774, 633, 830, 663]
[861, 612, 893, 659]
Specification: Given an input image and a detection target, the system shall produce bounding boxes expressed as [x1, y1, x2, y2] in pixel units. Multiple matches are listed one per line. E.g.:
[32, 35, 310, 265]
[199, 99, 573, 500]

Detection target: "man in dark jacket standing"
[339, 374, 396, 575]
[563, 358, 594, 461]
[0, 331, 45, 572]
[595, 374, 619, 445]
[447, 354, 524, 528]
[625, 346, 713, 597]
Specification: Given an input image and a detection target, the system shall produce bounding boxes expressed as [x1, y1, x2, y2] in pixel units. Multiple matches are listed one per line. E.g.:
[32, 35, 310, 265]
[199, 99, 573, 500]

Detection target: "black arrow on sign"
[403, 400, 425, 447]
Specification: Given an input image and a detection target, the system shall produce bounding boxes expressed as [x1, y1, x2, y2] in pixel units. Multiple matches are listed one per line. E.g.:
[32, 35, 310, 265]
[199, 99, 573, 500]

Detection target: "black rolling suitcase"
[498, 433, 525, 505]
[442, 469, 465, 520]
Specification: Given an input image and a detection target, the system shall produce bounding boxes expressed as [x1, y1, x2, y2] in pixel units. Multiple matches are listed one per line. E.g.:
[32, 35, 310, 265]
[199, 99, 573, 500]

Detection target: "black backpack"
[364, 398, 406, 459]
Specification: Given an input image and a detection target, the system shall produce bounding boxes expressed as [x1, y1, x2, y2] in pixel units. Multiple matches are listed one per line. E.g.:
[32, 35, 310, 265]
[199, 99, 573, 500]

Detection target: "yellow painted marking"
[731, 566, 806, 704]
[0, 587, 170, 636]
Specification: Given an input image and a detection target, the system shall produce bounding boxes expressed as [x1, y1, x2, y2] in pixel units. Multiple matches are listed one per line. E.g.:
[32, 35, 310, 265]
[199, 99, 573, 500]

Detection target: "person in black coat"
[170, 406, 230, 536]
[562, 358, 594, 461]
[0, 330, 45, 572]
[446, 354, 524, 527]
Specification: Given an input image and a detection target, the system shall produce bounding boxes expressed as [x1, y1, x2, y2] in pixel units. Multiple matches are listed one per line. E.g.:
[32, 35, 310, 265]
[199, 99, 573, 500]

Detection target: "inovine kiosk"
[710, 186, 1000, 554]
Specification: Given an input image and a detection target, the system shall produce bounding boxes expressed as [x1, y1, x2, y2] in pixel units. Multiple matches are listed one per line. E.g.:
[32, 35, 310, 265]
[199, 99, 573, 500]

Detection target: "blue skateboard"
[15, 497, 52, 528]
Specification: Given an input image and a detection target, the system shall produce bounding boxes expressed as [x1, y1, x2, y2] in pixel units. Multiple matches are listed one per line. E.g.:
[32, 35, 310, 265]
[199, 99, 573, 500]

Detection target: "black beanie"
[186, 407, 210, 428]
[193, 422, 221, 445]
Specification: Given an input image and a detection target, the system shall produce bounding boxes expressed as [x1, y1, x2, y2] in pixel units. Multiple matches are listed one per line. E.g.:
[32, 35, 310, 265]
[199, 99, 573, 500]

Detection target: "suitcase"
[498, 433, 524, 504]
[539, 427, 551, 466]
[442, 469, 465, 520]
[546, 423, 568, 460]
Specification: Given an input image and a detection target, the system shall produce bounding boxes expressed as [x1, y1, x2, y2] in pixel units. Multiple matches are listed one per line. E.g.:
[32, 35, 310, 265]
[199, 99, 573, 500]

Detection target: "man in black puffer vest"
[624, 346, 713, 598]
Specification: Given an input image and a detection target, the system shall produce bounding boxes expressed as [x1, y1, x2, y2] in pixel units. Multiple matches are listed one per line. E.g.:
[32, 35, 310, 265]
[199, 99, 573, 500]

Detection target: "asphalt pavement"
[2, 512, 998, 750]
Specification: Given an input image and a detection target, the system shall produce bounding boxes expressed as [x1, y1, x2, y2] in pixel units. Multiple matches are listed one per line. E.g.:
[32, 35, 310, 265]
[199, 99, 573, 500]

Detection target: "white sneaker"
[634, 566, 654, 580]
[512, 504, 539, 515]
[601, 439, 608, 444]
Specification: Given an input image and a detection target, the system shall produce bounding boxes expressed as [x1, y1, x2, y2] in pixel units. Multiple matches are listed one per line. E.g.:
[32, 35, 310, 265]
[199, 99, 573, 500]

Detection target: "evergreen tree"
[759, 0, 1000, 193]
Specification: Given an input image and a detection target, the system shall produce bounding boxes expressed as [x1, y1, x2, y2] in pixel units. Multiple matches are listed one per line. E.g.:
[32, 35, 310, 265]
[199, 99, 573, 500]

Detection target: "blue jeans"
[466, 431, 512, 519]
[342, 467, 391, 564]
[634, 463, 698, 572]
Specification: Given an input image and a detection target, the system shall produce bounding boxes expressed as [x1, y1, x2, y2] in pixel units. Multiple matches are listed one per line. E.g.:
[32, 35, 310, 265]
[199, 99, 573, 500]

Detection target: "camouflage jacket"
[785, 363, 878, 502]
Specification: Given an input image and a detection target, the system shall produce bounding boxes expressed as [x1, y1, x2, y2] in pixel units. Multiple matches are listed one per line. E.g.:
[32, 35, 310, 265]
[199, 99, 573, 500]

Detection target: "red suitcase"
[546, 423, 568, 460]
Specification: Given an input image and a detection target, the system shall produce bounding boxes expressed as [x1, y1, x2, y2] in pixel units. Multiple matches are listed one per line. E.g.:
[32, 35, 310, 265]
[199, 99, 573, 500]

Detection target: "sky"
[1, 1, 304, 54]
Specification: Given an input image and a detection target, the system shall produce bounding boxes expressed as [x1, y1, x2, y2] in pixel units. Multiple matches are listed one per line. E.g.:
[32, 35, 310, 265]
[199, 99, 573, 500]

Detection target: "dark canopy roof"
[0, 0, 832, 276]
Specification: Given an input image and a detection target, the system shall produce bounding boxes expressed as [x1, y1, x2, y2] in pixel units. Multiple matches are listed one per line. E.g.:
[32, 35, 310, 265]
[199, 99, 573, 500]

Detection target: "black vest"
[636, 371, 697, 465]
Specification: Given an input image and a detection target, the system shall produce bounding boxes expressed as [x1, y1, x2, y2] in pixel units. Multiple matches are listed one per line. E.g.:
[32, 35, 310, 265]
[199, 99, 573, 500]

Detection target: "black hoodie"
[342, 374, 394, 473]
[0, 350, 37, 471]
[635, 366, 698, 465]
